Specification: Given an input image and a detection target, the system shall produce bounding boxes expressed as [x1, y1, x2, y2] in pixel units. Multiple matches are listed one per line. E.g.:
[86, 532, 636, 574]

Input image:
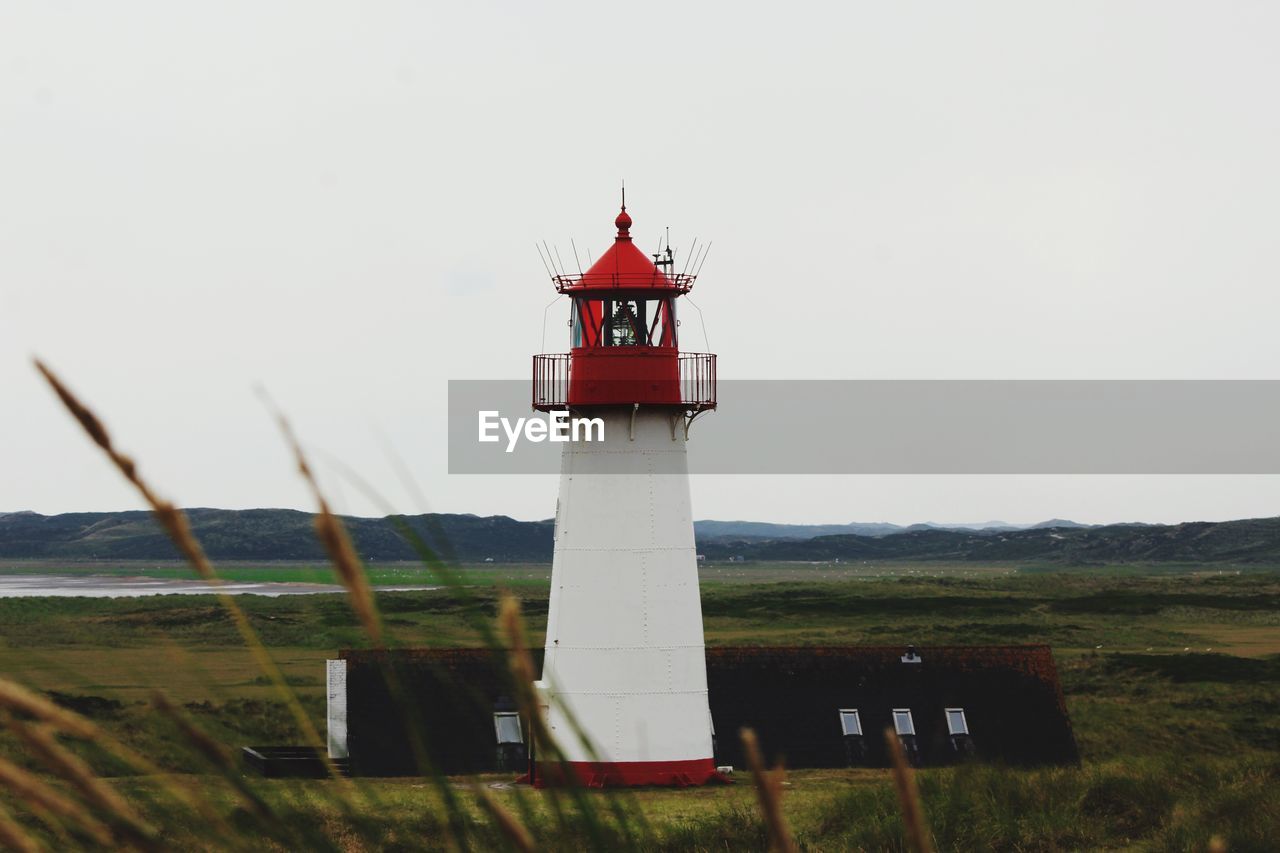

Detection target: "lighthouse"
[530, 199, 720, 787]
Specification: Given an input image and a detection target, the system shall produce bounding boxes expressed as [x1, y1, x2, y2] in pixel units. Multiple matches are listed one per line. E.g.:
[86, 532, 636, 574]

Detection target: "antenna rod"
[693, 241, 713, 276]
[680, 238, 699, 277]
[535, 243, 554, 279]
[570, 239, 584, 276]
[542, 241, 561, 277]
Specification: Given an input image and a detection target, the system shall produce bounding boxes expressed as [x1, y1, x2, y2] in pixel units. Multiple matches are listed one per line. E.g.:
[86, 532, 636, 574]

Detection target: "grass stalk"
[33, 360, 341, 784]
[0, 755, 113, 846]
[740, 727, 797, 853]
[9, 719, 155, 845]
[0, 678, 231, 845]
[0, 800, 42, 853]
[884, 727, 933, 853]
[270, 410, 383, 645]
[149, 693, 274, 823]
[473, 786, 536, 852]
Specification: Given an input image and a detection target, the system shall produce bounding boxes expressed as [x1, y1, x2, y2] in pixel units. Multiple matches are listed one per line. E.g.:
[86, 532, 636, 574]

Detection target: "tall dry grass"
[740, 727, 797, 853]
[1, 358, 997, 852]
[884, 727, 934, 853]
[0, 755, 113, 846]
[0, 801, 40, 853]
[269, 405, 383, 646]
[32, 360, 334, 776]
[14, 361, 565, 849]
[8, 719, 154, 845]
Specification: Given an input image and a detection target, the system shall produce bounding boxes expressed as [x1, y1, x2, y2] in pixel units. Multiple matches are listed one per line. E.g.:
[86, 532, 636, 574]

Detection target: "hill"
[699, 516, 1280, 565]
[1, 510, 1277, 565]
[0, 509, 554, 563]
[691, 519, 1093, 541]
[692, 520, 906, 540]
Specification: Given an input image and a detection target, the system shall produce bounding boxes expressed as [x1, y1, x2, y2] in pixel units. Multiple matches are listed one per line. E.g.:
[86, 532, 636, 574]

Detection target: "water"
[0, 574, 438, 598]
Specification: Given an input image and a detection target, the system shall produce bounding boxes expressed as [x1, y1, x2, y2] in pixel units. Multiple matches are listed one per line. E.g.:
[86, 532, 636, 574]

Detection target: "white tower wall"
[537, 408, 714, 772]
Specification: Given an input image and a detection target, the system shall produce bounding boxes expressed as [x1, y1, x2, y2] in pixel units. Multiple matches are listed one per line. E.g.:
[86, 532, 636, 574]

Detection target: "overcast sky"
[3, 2, 1279, 525]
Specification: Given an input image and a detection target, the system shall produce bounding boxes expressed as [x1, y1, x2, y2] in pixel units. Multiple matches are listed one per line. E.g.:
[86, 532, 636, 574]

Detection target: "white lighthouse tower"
[531, 200, 719, 787]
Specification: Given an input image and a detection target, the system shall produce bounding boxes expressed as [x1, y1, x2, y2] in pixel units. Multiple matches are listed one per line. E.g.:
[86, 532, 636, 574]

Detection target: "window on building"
[494, 711, 523, 745]
[838, 709, 862, 737]
[892, 709, 916, 736]
[945, 708, 969, 736]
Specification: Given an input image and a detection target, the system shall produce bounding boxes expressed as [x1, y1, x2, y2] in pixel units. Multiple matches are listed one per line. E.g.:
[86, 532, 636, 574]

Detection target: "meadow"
[1, 562, 1278, 850]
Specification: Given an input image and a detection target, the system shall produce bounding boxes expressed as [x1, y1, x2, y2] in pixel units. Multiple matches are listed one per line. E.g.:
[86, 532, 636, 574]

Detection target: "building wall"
[336, 645, 1078, 776]
[704, 645, 1078, 768]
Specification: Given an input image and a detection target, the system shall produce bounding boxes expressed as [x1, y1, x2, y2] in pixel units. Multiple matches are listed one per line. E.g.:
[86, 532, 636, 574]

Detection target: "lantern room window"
[609, 300, 642, 346]
[571, 297, 677, 349]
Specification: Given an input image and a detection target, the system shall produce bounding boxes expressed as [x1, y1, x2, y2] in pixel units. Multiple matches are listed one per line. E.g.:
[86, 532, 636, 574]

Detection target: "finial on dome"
[615, 186, 632, 240]
[609, 206, 629, 240]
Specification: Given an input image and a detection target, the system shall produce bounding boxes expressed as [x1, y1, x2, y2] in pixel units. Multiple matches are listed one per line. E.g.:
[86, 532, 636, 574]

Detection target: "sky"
[2, 2, 1279, 525]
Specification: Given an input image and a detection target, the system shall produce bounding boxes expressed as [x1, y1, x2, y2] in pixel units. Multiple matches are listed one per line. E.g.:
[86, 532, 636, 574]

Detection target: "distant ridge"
[692, 520, 906, 540]
[691, 518, 1095, 540]
[697, 517, 1280, 565]
[0, 509, 554, 563]
[1, 510, 1276, 565]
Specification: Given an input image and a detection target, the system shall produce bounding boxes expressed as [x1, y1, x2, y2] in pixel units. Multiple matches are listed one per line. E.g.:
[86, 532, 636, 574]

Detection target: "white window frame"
[945, 707, 969, 736]
[892, 708, 916, 736]
[494, 711, 523, 744]
[838, 708, 862, 737]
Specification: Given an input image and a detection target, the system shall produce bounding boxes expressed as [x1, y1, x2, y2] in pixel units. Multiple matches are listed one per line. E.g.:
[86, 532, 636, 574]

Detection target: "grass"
[1, 571, 1278, 848]
[0, 559, 554, 588]
[7, 757, 1276, 850]
[3, 568, 1278, 655]
[3, 364, 1276, 850]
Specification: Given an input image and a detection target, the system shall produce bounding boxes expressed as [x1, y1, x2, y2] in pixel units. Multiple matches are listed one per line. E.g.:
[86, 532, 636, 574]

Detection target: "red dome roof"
[561, 207, 681, 292]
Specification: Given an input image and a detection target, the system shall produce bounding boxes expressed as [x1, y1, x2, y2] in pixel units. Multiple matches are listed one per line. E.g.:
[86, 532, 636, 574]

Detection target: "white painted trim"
[326, 659, 349, 760]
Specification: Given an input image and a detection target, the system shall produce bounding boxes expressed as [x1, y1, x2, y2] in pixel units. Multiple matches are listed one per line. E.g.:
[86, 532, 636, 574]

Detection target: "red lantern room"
[533, 204, 716, 411]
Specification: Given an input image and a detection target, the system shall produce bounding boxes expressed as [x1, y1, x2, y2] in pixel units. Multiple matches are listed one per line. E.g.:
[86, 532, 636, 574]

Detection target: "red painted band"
[526, 758, 730, 789]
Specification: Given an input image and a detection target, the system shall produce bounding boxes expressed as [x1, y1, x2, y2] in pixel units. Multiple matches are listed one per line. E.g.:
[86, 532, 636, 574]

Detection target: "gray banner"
[448, 380, 1280, 474]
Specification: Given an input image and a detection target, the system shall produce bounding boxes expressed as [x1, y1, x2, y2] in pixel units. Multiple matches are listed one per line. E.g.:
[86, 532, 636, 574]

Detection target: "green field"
[0, 560, 554, 587]
[1, 563, 1278, 850]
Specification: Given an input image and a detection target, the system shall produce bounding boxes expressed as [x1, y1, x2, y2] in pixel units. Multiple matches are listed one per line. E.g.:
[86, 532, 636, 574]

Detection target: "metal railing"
[679, 352, 717, 410]
[531, 352, 716, 410]
[552, 272, 696, 294]
[532, 353, 570, 409]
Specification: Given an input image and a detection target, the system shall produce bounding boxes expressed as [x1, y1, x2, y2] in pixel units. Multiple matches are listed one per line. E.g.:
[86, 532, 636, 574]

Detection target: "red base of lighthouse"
[522, 759, 730, 789]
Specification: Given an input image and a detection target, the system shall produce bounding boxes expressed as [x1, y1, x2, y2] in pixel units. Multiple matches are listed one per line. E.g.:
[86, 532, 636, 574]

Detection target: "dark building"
[326, 645, 1077, 779]
[704, 645, 1077, 770]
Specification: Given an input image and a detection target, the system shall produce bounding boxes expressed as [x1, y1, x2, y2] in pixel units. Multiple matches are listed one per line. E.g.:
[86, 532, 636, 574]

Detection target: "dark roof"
[704, 645, 1077, 769]
[335, 645, 1077, 776]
